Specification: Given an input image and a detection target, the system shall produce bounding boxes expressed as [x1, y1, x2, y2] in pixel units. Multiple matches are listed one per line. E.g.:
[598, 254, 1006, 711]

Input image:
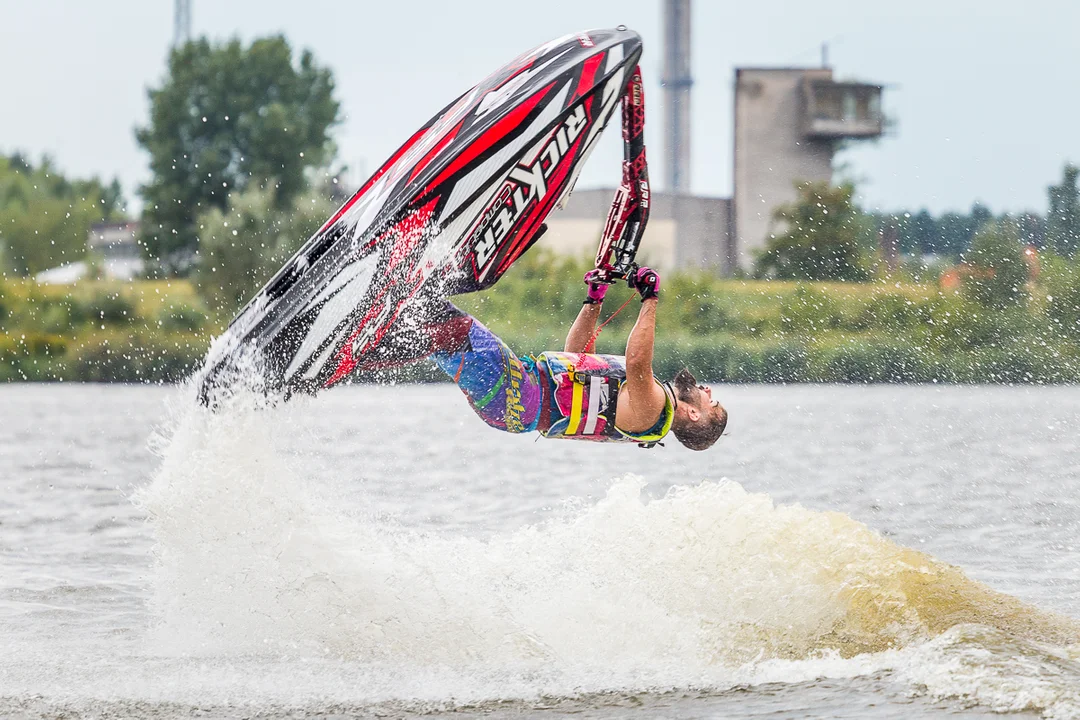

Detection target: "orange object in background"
[1023, 246, 1040, 282]
[939, 267, 962, 291]
[939, 245, 1040, 291]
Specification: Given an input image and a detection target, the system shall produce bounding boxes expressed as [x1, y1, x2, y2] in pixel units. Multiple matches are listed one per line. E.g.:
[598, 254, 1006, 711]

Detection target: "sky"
[1, 0, 1078, 216]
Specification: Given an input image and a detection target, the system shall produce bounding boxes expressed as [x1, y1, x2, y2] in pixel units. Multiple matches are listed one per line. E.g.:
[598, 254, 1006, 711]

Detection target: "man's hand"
[583, 269, 609, 305]
[628, 266, 660, 301]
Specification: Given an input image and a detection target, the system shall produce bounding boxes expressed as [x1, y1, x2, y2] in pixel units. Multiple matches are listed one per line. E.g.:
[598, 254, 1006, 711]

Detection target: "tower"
[661, 0, 692, 194]
[731, 68, 883, 271]
[173, 0, 192, 49]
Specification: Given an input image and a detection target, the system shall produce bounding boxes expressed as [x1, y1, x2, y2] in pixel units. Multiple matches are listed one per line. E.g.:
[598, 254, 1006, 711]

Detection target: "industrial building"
[542, 66, 884, 275]
[540, 1, 886, 276]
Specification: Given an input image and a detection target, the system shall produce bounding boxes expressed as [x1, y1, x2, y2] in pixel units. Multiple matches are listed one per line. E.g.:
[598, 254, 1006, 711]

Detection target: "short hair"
[672, 407, 727, 451]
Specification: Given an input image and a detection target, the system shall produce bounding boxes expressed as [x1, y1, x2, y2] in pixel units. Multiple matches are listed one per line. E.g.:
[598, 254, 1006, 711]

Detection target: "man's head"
[669, 368, 727, 451]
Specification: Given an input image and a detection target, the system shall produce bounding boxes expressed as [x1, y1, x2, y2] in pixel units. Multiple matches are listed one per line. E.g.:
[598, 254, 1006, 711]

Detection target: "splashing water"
[132, 384, 1080, 715]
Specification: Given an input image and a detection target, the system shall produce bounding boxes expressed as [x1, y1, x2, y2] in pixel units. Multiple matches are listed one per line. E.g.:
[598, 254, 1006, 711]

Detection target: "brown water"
[2, 383, 1080, 718]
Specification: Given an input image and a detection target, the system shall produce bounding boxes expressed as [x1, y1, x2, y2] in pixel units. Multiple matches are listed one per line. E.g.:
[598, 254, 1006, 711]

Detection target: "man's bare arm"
[564, 302, 602, 353]
[624, 297, 657, 385]
[616, 297, 667, 432]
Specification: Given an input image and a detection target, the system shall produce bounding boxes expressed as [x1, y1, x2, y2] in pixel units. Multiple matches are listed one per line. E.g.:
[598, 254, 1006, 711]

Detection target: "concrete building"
[542, 66, 884, 276]
[540, 189, 730, 274]
[732, 68, 883, 270]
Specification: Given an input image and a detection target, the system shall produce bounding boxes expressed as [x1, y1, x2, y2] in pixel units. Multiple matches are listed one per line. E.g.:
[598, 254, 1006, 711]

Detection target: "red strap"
[584, 292, 638, 354]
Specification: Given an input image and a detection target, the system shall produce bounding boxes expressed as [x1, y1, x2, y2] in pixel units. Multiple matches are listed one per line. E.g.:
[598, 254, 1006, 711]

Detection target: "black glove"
[628, 266, 660, 301]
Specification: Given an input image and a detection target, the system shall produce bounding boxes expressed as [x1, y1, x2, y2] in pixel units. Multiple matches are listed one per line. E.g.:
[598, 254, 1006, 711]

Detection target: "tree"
[1046, 163, 1080, 256]
[137, 36, 341, 274]
[193, 182, 335, 316]
[1016, 212, 1045, 249]
[909, 209, 939, 255]
[961, 220, 1028, 308]
[0, 154, 125, 276]
[755, 181, 870, 281]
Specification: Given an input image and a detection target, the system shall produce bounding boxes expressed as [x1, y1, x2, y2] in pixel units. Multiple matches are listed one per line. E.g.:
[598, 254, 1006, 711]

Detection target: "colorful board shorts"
[429, 306, 544, 433]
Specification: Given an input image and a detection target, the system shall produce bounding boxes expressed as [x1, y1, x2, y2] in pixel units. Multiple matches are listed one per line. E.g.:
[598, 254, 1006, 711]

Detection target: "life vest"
[535, 351, 674, 446]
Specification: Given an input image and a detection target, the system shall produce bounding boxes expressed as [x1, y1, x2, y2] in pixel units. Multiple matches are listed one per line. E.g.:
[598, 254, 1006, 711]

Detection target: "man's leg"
[426, 304, 543, 433]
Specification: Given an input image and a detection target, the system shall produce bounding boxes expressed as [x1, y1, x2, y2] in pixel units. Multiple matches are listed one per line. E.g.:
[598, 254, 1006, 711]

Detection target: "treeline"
[452, 248, 1080, 385]
[756, 163, 1080, 285]
[0, 279, 207, 383]
[0, 155, 125, 276]
[1, 34, 347, 316]
[7, 243, 1080, 384]
[867, 164, 1080, 258]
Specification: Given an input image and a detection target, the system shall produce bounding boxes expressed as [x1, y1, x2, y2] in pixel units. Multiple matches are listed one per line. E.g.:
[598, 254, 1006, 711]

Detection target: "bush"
[665, 273, 730, 334]
[38, 301, 75, 333]
[909, 293, 1029, 353]
[1042, 254, 1080, 339]
[760, 341, 810, 382]
[755, 181, 872, 282]
[779, 284, 843, 333]
[0, 332, 70, 381]
[713, 339, 809, 383]
[79, 291, 137, 325]
[71, 331, 205, 383]
[961, 220, 1029, 308]
[814, 338, 932, 383]
[682, 294, 730, 334]
[194, 184, 335, 317]
[654, 336, 735, 382]
[854, 292, 925, 331]
[158, 303, 208, 332]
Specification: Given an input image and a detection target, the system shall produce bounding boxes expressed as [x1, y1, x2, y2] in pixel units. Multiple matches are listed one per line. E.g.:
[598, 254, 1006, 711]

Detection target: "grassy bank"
[4, 251, 1080, 384]
[455, 253, 1080, 384]
[0, 279, 212, 383]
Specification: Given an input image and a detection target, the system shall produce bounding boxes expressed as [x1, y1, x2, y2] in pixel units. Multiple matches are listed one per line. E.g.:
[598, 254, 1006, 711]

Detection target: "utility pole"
[173, 0, 192, 49]
[662, 0, 692, 194]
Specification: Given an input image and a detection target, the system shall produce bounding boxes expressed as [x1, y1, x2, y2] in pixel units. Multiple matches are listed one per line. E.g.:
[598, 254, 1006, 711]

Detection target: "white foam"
[121, 389, 1080, 711]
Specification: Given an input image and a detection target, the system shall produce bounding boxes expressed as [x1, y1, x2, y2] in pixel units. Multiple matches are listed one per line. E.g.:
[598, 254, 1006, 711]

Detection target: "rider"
[418, 266, 727, 450]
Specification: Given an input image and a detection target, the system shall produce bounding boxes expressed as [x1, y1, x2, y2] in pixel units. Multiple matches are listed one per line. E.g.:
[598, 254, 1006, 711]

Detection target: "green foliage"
[137, 36, 341, 272]
[907, 210, 939, 254]
[812, 338, 932, 383]
[157, 303, 208, 332]
[961, 220, 1028, 308]
[1046, 164, 1080, 256]
[0, 278, 214, 382]
[665, 272, 731, 334]
[755, 182, 871, 281]
[81, 291, 137, 325]
[0, 154, 125, 276]
[193, 183, 335, 316]
[69, 330, 204, 383]
[778, 285, 843, 333]
[853, 292, 924, 330]
[8, 256, 1080, 384]
[1041, 253, 1080, 339]
[908, 292, 1027, 352]
[869, 202, 996, 259]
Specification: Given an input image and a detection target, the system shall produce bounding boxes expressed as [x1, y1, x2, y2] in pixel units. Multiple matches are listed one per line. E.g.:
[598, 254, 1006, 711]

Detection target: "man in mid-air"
[404, 266, 726, 450]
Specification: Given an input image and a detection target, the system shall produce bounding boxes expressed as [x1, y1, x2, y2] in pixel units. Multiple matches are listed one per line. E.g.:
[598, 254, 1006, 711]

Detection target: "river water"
[2, 382, 1080, 718]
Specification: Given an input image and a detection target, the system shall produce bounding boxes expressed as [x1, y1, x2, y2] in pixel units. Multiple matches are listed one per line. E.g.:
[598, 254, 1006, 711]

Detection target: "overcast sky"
[1, 0, 1077, 215]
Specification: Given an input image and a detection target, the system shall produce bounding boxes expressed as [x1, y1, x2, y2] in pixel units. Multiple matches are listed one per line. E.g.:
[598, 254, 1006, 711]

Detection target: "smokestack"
[173, 0, 191, 49]
[662, 0, 692, 194]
